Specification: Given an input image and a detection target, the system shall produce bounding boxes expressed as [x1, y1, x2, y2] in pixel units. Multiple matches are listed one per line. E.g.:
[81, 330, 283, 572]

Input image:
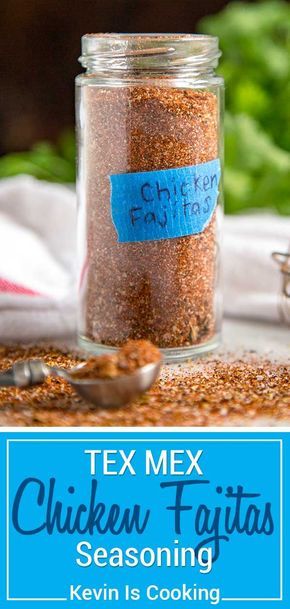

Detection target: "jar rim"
[82, 32, 217, 39]
[79, 33, 221, 73]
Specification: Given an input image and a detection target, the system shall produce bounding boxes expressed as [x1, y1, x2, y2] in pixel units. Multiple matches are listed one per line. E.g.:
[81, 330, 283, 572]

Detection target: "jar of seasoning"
[76, 34, 224, 362]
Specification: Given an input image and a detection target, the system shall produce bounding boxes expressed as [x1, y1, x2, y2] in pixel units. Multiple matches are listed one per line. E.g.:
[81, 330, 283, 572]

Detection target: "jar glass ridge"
[76, 33, 224, 362]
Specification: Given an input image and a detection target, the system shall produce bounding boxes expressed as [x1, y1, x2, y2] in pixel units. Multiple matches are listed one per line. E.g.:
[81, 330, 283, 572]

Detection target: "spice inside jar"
[76, 34, 223, 362]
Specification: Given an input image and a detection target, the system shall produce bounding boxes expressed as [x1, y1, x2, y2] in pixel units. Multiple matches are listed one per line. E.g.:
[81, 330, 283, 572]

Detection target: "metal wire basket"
[272, 249, 290, 324]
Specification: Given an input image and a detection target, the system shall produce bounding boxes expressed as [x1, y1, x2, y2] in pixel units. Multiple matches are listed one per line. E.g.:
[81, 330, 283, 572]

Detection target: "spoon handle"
[0, 359, 48, 388]
[0, 370, 16, 387]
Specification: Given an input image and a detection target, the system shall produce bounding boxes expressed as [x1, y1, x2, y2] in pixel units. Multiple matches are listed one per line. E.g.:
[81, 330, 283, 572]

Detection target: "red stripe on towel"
[0, 278, 41, 296]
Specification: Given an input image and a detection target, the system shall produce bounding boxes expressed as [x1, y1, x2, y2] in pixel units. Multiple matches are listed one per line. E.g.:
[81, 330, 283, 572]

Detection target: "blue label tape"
[110, 159, 221, 243]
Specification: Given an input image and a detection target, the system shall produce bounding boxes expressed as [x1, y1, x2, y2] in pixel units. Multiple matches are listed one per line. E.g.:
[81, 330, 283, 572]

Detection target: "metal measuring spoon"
[0, 358, 162, 407]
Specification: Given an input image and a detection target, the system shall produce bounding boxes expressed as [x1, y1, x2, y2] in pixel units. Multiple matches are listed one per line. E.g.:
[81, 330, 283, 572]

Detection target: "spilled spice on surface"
[0, 345, 289, 427]
[71, 340, 161, 380]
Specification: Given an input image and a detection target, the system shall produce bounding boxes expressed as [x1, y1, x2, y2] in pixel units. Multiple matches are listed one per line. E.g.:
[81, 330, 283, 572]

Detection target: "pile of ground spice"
[71, 340, 161, 380]
[0, 345, 289, 427]
[81, 86, 219, 349]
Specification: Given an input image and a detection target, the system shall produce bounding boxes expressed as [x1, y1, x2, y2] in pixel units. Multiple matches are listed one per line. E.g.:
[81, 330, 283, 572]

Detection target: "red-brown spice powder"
[80, 86, 219, 349]
[0, 345, 289, 427]
[71, 339, 161, 379]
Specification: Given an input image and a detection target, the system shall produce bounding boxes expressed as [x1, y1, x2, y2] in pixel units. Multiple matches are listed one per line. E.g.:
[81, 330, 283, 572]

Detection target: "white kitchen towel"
[0, 175, 289, 342]
[223, 214, 290, 323]
[0, 176, 76, 341]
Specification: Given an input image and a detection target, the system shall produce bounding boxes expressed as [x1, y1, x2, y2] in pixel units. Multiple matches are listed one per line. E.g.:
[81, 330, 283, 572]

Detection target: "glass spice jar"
[76, 34, 224, 362]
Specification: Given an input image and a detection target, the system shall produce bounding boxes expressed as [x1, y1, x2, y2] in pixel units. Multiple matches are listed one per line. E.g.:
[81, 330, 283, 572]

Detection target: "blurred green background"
[0, 0, 289, 214]
[200, 1, 290, 215]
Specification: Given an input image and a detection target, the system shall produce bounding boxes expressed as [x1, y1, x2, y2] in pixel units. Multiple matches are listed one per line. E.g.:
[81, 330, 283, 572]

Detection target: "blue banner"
[0, 431, 286, 608]
[110, 160, 221, 242]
